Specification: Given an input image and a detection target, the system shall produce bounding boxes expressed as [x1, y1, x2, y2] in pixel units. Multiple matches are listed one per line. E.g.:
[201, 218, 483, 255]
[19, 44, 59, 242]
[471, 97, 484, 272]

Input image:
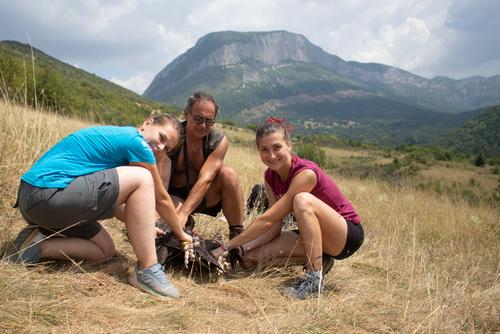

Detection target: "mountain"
[0, 41, 176, 125]
[144, 30, 500, 146]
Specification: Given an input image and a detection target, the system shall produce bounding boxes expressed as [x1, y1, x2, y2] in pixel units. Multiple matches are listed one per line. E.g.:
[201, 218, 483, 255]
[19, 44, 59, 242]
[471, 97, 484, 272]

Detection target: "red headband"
[265, 116, 286, 124]
[265, 117, 294, 134]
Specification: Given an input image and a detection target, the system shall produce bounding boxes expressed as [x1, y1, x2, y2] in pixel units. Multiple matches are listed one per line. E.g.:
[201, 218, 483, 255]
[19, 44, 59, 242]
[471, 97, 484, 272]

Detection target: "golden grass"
[0, 100, 498, 333]
[421, 163, 499, 194]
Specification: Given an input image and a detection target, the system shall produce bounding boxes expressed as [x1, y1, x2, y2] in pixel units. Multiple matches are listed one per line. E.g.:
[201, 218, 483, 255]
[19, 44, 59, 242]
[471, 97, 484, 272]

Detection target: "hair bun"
[265, 116, 286, 124]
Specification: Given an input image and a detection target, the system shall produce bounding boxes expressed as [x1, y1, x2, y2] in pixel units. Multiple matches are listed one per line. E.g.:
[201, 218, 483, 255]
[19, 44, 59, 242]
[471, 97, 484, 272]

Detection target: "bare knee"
[99, 241, 115, 260]
[117, 166, 154, 189]
[132, 167, 154, 189]
[292, 192, 315, 215]
[218, 165, 240, 188]
[91, 229, 115, 260]
[240, 251, 258, 269]
[116, 166, 154, 205]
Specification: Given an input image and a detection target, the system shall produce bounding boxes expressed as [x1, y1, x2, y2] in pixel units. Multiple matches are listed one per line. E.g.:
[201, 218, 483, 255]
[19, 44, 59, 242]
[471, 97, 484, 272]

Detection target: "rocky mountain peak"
[144, 30, 344, 98]
[195, 30, 320, 67]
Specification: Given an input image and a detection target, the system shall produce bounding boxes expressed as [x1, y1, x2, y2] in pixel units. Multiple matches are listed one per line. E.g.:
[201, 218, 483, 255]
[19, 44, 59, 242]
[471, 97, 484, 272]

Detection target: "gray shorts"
[17, 168, 119, 240]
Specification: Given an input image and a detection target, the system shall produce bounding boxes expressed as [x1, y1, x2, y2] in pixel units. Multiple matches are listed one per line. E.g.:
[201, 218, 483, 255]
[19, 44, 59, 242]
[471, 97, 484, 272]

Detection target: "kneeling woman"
[213, 118, 364, 299]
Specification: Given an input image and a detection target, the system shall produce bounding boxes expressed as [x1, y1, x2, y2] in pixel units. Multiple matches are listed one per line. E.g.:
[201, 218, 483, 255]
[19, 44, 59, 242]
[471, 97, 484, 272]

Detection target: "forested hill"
[447, 105, 500, 157]
[0, 41, 177, 125]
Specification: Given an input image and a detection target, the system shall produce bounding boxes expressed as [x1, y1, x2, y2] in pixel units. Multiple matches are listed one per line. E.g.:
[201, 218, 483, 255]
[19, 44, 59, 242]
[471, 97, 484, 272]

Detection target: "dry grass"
[0, 100, 498, 333]
[421, 163, 499, 194]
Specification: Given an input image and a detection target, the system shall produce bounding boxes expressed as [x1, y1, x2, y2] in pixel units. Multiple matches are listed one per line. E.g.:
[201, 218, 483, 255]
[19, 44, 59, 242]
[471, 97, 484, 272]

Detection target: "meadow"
[0, 100, 498, 333]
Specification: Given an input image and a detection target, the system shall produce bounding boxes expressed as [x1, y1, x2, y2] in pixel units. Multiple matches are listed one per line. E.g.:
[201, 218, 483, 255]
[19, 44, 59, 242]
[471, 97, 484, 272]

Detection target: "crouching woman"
[5, 113, 190, 299]
[213, 117, 364, 299]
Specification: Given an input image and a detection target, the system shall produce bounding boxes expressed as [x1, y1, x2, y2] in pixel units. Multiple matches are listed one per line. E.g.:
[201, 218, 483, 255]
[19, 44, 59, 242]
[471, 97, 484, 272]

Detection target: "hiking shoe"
[282, 271, 323, 300]
[322, 254, 335, 277]
[296, 254, 334, 287]
[128, 263, 182, 299]
[3, 226, 43, 264]
[245, 184, 268, 214]
[228, 224, 245, 240]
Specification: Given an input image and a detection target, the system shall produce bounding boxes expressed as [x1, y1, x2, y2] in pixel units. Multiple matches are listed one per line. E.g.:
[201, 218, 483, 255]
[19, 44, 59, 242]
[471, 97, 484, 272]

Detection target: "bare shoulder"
[288, 169, 317, 191]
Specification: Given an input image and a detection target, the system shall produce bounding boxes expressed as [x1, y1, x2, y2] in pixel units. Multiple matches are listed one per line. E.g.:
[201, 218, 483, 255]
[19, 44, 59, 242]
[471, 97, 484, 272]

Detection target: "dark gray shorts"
[17, 168, 119, 240]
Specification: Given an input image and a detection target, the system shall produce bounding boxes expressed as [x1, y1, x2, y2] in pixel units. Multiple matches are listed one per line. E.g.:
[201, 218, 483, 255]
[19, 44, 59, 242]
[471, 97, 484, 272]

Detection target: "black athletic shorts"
[17, 168, 119, 240]
[292, 220, 364, 260]
[169, 185, 222, 217]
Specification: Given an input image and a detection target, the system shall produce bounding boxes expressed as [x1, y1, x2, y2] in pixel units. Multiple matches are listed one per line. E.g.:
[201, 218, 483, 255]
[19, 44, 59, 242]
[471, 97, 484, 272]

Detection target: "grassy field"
[0, 101, 498, 333]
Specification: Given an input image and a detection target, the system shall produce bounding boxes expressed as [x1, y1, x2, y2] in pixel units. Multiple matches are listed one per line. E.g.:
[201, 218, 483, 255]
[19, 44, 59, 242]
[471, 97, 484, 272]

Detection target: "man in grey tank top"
[157, 92, 245, 239]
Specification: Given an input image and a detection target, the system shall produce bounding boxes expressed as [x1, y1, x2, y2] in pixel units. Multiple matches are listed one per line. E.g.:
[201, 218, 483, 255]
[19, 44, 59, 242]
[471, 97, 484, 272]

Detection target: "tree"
[295, 143, 327, 167]
[474, 152, 486, 167]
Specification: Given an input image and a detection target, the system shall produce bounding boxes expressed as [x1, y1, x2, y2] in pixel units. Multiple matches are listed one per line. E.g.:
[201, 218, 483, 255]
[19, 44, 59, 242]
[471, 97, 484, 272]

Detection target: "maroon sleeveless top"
[265, 155, 360, 224]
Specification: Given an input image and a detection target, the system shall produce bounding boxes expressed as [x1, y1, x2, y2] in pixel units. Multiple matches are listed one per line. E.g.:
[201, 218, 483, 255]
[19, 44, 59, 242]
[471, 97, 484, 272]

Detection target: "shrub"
[474, 152, 486, 167]
[246, 124, 257, 132]
[295, 143, 327, 167]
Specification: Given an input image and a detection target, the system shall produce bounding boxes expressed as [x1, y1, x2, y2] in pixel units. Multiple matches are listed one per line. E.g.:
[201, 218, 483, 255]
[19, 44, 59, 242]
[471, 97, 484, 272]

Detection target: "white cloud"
[111, 73, 154, 94]
[186, 0, 277, 30]
[1, 0, 498, 85]
[367, 17, 433, 70]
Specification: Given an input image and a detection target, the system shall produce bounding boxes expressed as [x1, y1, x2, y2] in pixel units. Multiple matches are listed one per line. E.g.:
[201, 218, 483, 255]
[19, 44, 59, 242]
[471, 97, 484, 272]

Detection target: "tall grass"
[0, 101, 498, 333]
[0, 100, 88, 244]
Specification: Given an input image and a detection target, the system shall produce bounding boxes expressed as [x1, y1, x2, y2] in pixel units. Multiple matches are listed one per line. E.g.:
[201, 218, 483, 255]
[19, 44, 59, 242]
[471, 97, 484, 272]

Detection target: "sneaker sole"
[128, 269, 181, 300]
[3, 227, 41, 263]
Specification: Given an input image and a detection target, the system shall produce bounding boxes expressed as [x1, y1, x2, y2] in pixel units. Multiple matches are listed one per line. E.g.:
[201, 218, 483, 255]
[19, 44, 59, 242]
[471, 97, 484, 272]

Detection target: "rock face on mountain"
[144, 30, 500, 145]
[145, 31, 342, 99]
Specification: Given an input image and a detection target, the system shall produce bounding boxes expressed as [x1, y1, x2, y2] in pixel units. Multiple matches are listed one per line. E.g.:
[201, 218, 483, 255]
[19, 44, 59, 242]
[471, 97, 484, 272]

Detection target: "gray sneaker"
[282, 271, 323, 300]
[3, 226, 43, 264]
[294, 255, 334, 288]
[128, 263, 182, 299]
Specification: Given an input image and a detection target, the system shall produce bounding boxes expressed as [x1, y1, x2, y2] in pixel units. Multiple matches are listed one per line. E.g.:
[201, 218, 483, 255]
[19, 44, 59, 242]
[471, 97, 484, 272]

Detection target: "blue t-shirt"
[21, 126, 156, 188]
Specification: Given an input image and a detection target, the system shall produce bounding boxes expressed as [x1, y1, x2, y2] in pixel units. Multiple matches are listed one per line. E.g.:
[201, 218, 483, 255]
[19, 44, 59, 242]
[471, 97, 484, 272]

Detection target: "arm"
[156, 152, 172, 191]
[130, 162, 190, 242]
[264, 181, 278, 207]
[177, 136, 229, 223]
[224, 169, 317, 251]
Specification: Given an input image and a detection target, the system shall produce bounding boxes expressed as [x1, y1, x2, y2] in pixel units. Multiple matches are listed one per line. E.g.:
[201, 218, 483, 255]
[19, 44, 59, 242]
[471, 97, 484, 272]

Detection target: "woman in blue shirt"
[5, 113, 188, 299]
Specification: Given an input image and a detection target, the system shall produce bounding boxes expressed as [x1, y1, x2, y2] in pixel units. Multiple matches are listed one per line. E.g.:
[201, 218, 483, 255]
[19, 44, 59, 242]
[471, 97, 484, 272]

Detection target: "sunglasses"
[191, 114, 216, 126]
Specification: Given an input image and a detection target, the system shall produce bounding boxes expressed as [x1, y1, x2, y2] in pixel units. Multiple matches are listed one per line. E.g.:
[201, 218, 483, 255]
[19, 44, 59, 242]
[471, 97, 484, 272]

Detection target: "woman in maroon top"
[212, 117, 363, 299]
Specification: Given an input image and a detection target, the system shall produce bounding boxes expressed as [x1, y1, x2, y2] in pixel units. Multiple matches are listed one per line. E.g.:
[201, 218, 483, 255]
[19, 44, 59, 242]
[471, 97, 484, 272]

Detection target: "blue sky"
[1, 0, 499, 94]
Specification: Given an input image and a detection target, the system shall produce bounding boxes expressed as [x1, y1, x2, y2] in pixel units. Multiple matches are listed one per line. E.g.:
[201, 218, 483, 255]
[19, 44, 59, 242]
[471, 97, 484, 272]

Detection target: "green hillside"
[447, 105, 500, 158]
[0, 41, 177, 125]
[268, 95, 483, 146]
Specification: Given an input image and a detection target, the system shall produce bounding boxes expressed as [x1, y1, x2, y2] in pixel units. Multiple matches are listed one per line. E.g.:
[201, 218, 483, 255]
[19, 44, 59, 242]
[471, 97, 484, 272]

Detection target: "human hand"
[177, 211, 189, 229]
[211, 246, 229, 271]
[155, 227, 166, 236]
[180, 232, 196, 268]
